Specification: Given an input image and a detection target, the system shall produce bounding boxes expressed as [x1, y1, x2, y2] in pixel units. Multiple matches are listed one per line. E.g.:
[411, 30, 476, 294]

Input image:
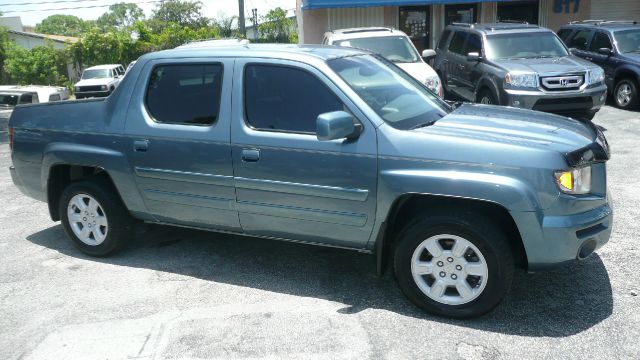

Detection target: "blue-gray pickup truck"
[8, 45, 613, 318]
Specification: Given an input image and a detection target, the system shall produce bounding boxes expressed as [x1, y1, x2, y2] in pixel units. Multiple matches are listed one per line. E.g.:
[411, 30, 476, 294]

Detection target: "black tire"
[59, 176, 134, 256]
[477, 89, 499, 105]
[394, 210, 514, 318]
[613, 79, 639, 109]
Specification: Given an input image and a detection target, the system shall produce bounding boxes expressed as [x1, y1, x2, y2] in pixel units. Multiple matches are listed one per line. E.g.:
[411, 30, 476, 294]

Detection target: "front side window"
[82, 69, 111, 79]
[437, 30, 452, 50]
[569, 29, 594, 50]
[589, 32, 612, 52]
[448, 31, 468, 54]
[614, 29, 640, 54]
[328, 55, 449, 130]
[485, 32, 569, 59]
[557, 29, 573, 42]
[146, 64, 223, 125]
[334, 36, 420, 63]
[464, 33, 482, 54]
[244, 64, 343, 133]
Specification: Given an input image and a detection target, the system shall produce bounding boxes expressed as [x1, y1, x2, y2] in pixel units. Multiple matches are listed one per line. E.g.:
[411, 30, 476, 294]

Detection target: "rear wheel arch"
[376, 194, 528, 275]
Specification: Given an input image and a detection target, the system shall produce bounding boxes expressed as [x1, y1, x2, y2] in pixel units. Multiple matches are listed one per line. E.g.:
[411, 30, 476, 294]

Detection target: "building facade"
[297, 0, 640, 52]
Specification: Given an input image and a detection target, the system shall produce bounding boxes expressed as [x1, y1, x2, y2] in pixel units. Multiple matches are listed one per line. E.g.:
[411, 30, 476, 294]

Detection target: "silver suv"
[433, 22, 607, 120]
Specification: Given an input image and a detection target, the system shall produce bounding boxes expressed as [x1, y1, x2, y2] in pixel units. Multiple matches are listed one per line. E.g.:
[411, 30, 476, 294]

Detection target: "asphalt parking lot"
[1, 105, 639, 359]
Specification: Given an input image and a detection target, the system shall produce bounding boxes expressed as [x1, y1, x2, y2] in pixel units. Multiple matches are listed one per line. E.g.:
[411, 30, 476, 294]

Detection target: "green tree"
[3, 42, 69, 86]
[0, 26, 10, 83]
[68, 28, 137, 68]
[34, 14, 88, 37]
[151, 0, 208, 31]
[212, 15, 238, 38]
[97, 3, 144, 31]
[258, 8, 297, 43]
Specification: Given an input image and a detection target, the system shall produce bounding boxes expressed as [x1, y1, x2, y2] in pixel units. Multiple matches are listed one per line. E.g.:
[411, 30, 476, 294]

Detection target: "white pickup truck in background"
[74, 64, 125, 99]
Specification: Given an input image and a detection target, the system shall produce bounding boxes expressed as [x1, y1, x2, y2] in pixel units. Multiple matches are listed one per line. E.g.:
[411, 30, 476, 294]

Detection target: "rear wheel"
[614, 79, 639, 109]
[59, 177, 134, 256]
[394, 211, 514, 318]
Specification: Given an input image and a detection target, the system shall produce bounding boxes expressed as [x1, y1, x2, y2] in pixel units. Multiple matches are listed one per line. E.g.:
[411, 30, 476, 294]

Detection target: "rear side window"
[146, 64, 223, 125]
[557, 29, 573, 42]
[589, 32, 612, 52]
[569, 29, 593, 50]
[448, 31, 467, 54]
[437, 30, 452, 50]
[244, 64, 343, 133]
[464, 33, 482, 54]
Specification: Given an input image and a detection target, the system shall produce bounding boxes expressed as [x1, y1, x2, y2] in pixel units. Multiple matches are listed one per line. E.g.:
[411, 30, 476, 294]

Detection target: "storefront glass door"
[400, 6, 431, 52]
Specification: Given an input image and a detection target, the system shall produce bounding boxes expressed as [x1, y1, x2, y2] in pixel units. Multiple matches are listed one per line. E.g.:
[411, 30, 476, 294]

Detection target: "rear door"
[230, 58, 378, 249]
[457, 32, 483, 101]
[587, 31, 616, 86]
[124, 58, 240, 231]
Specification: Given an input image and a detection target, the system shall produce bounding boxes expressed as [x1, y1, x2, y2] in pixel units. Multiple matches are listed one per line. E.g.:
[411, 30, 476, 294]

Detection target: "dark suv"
[558, 20, 640, 110]
[433, 22, 607, 120]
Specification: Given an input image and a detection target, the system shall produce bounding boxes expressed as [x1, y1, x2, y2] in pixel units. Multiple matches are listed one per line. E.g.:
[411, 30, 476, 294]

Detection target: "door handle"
[585, 57, 593, 61]
[241, 149, 260, 162]
[133, 139, 149, 152]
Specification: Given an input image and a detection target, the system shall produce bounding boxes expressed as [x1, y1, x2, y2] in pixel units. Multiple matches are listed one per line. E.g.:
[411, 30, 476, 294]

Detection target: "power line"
[1, 0, 102, 7]
[2, 0, 161, 13]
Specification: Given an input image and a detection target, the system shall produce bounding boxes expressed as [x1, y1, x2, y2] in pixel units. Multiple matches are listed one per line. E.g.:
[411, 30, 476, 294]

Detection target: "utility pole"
[238, 0, 246, 37]
[252, 8, 258, 40]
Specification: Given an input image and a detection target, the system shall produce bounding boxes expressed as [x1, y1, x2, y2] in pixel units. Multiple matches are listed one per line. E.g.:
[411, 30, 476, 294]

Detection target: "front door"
[124, 58, 240, 231]
[230, 59, 378, 249]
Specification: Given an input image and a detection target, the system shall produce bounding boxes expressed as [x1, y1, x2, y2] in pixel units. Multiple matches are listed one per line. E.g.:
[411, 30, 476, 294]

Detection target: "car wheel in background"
[614, 79, 639, 109]
[394, 211, 514, 318]
[59, 176, 134, 256]
[478, 89, 498, 105]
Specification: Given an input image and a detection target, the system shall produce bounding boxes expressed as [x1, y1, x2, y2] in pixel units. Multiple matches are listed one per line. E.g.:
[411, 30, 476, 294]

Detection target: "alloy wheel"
[67, 193, 109, 246]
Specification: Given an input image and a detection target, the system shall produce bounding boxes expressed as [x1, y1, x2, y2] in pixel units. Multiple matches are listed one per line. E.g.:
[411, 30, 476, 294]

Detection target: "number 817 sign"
[554, 0, 580, 13]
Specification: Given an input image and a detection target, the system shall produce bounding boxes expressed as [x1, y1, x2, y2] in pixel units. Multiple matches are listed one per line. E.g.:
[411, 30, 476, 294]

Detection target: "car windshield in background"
[485, 32, 569, 60]
[0, 94, 19, 107]
[328, 55, 449, 130]
[334, 36, 420, 63]
[614, 29, 640, 53]
[82, 69, 111, 79]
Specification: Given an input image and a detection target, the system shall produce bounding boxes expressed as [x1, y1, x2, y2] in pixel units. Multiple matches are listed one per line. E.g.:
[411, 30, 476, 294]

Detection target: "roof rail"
[451, 22, 473, 28]
[497, 20, 529, 24]
[569, 19, 604, 24]
[339, 27, 393, 34]
[569, 19, 638, 26]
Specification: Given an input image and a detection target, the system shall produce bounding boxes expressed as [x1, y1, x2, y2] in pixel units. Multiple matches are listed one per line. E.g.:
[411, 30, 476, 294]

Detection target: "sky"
[1, 0, 297, 27]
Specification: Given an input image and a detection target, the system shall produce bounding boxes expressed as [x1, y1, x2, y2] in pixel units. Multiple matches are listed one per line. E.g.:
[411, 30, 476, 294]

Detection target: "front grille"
[540, 74, 584, 91]
[533, 96, 593, 112]
[78, 86, 104, 92]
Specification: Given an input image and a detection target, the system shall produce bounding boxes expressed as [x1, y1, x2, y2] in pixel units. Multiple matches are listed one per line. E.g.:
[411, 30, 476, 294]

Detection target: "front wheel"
[614, 79, 639, 109]
[394, 212, 514, 318]
[477, 89, 498, 105]
[59, 177, 134, 256]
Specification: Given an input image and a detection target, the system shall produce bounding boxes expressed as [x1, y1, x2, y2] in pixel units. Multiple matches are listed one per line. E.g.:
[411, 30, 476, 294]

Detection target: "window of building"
[497, 0, 539, 24]
[437, 30, 452, 50]
[589, 32, 613, 52]
[145, 64, 223, 125]
[244, 64, 343, 134]
[445, 4, 478, 26]
[399, 6, 431, 52]
[448, 31, 468, 54]
[464, 33, 482, 54]
[568, 29, 594, 50]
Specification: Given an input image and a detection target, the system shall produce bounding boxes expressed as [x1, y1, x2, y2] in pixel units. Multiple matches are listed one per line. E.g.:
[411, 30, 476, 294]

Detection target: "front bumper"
[512, 201, 613, 271]
[502, 84, 607, 117]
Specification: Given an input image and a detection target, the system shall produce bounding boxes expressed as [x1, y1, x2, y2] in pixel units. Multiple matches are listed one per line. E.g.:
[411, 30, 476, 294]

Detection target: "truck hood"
[396, 62, 438, 81]
[417, 104, 609, 166]
[496, 55, 596, 74]
[75, 78, 114, 87]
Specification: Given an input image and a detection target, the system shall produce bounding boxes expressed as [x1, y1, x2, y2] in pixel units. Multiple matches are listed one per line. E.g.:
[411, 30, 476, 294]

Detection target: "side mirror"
[598, 47, 613, 56]
[316, 111, 360, 141]
[422, 49, 436, 59]
[466, 52, 482, 62]
[568, 47, 577, 54]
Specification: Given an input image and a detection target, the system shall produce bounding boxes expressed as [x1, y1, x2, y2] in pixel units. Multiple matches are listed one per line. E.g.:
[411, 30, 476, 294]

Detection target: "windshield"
[334, 36, 421, 63]
[328, 55, 449, 130]
[614, 29, 640, 53]
[485, 32, 569, 59]
[0, 94, 18, 108]
[82, 69, 112, 79]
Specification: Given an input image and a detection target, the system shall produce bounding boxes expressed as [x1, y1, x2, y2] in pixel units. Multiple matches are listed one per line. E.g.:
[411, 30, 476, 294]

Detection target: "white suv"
[74, 64, 125, 99]
[324, 27, 442, 96]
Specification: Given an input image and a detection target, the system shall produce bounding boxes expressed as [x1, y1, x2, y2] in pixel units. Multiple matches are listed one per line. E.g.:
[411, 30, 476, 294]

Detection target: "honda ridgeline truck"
[9, 45, 613, 318]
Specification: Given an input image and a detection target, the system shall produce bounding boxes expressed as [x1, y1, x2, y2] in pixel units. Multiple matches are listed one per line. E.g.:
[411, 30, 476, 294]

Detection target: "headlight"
[424, 75, 440, 93]
[554, 166, 592, 194]
[588, 67, 605, 85]
[505, 73, 537, 88]
[101, 85, 108, 91]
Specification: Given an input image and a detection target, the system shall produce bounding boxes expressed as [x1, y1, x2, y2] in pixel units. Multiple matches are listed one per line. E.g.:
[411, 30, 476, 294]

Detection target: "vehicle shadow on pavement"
[27, 224, 613, 338]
